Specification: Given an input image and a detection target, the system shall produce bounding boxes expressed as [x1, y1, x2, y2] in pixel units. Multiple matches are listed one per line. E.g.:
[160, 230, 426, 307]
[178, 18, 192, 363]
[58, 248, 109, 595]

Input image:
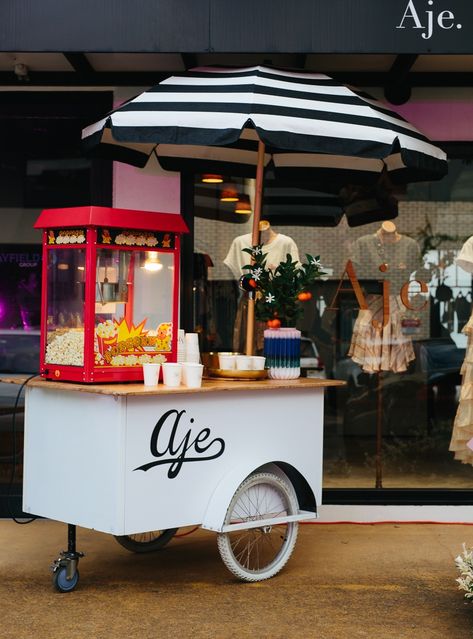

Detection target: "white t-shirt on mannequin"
[223, 232, 300, 279]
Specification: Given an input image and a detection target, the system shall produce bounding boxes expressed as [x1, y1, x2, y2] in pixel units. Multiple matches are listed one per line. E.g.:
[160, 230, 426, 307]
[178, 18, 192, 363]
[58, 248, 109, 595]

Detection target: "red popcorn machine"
[35, 206, 188, 383]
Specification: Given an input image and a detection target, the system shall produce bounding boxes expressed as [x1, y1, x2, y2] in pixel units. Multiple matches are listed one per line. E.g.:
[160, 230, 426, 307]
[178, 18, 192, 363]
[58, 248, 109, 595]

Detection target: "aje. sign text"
[396, 0, 462, 40]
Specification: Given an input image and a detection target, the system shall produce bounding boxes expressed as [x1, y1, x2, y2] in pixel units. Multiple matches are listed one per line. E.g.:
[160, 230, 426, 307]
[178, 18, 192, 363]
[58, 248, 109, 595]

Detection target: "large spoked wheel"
[114, 528, 178, 553]
[217, 472, 299, 582]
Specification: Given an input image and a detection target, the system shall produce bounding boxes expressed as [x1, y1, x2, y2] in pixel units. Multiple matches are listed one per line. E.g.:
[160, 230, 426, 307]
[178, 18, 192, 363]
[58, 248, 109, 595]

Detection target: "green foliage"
[242, 245, 325, 327]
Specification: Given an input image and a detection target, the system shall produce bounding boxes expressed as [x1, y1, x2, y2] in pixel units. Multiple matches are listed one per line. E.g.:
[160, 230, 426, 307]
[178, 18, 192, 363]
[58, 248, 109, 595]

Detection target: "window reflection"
[193, 160, 473, 491]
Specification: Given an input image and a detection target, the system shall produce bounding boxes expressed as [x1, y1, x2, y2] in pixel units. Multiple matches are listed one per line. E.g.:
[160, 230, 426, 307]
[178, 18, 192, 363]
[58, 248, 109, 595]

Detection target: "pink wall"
[111, 92, 180, 214]
[393, 101, 473, 141]
[113, 160, 180, 213]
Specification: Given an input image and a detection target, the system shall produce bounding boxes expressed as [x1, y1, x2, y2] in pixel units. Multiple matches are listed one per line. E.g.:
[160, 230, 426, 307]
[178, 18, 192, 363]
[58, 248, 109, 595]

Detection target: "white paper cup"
[185, 333, 200, 350]
[236, 355, 253, 371]
[219, 353, 236, 370]
[177, 329, 186, 363]
[182, 362, 204, 388]
[251, 356, 266, 371]
[162, 362, 182, 387]
[185, 351, 201, 364]
[142, 362, 161, 386]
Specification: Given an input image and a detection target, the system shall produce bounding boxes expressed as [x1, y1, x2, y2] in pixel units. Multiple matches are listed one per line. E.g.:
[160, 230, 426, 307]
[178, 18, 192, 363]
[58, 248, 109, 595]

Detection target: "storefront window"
[192, 152, 473, 494]
[0, 91, 112, 516]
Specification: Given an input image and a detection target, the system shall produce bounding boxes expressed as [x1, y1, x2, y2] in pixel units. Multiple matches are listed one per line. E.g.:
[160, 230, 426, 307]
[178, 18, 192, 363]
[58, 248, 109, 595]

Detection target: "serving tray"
[206, 368, 268, 381]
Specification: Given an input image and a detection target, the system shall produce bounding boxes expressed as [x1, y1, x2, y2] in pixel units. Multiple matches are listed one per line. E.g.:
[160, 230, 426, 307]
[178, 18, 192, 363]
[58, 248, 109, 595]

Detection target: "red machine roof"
[34, 206, 189, 233]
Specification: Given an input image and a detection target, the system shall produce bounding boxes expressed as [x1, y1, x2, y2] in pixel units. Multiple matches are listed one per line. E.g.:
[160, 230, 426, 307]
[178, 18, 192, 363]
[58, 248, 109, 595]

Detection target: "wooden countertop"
[0, 375, 345, 397]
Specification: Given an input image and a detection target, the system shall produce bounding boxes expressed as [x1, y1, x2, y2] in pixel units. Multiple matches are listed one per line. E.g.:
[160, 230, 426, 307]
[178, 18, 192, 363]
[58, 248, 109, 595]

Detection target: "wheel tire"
[53, 566, 79, 593]
[217, 472, 299, 582]
[114, 528, 178, 553]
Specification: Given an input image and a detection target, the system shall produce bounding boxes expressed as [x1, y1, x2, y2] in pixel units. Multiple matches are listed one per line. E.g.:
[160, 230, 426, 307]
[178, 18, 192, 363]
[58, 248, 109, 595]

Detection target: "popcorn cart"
[3, 205, 344, 594]
[15, 375, 343, 591]
[35, 206, 188, 383]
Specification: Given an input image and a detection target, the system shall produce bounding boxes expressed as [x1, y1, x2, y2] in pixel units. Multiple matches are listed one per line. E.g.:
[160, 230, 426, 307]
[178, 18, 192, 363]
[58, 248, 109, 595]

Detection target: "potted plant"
[240, 245, 325, 378]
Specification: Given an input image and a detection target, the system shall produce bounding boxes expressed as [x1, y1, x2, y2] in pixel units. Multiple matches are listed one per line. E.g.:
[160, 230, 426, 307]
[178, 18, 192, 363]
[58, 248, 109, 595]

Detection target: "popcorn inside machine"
[35, 206, 188, 383]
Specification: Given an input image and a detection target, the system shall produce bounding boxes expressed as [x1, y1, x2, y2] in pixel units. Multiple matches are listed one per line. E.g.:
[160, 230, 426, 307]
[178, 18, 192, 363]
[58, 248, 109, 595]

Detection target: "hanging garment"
[435, 281, 453, 303]
[454, 292, 471, 332]
[347, 294, 415, 373]
[450, 311, 473, 464]
[441, 299, 455, 332]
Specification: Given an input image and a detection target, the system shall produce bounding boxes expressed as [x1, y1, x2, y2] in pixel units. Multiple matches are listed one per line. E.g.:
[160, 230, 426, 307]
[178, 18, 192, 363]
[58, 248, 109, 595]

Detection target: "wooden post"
[245, 139, 266, 356]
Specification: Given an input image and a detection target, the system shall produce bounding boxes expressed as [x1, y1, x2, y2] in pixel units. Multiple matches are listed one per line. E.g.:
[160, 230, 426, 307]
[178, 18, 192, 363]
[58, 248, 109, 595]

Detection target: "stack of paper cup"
[177, 329, 186, 363]
[185, 332, 200, 364]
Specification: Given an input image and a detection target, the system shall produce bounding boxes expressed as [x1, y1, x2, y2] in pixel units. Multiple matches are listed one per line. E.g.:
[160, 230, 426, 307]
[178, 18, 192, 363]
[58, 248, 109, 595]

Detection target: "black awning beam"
[0, 69, 471, 89]
[181, 54, 198, 70]
[384, 54, 418, 105]
[63, 53, 95, 75]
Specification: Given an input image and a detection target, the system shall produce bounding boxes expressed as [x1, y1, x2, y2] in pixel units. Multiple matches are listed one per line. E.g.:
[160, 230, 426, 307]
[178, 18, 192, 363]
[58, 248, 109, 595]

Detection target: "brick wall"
[197, 201, 473, 281]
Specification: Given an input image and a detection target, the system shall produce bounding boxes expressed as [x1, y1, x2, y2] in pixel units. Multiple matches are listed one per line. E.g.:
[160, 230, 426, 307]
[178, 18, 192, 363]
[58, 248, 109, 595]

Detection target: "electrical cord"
[7, 373, 41, 524]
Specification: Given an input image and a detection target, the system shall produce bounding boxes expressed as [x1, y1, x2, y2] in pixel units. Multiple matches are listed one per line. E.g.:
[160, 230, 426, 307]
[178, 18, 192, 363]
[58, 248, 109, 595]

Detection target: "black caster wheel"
[53, 566, 80, 593]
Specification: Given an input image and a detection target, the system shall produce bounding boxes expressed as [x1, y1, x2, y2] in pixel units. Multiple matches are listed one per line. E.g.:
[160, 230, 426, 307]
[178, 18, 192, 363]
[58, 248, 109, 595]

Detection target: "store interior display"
[347, 221, 425, 374]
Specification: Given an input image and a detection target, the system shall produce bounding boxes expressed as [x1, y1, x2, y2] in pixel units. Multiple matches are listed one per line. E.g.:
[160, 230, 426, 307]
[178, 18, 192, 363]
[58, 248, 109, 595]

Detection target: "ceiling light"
[202, 174, 223, 184]
[220, 185, 239, 202]
[235, 195, 252, 214]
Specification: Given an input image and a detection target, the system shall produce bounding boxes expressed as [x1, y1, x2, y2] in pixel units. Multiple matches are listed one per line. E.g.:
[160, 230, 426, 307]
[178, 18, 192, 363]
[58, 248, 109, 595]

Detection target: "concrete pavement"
[0, 519, 472, 638]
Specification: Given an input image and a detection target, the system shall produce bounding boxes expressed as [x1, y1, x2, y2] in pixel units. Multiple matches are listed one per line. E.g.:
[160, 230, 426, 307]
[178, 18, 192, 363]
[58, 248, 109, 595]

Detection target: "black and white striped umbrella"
[82, 65, 447, 198]
[82, 65, 447, 353]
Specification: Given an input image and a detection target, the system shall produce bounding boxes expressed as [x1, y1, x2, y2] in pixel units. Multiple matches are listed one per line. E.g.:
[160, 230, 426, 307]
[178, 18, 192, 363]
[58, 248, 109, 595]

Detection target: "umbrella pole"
[245, 139, 266, 356]
[375, 371, 383, 488]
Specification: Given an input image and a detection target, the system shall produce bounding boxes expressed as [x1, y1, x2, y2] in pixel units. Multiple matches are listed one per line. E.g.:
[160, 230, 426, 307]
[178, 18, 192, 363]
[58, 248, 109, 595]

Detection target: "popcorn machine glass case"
[35, 206, 188, 383]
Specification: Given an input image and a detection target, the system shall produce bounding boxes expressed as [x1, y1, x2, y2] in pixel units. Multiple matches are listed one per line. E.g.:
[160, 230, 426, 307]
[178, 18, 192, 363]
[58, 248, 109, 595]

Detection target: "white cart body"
[22, 378, 340, 535]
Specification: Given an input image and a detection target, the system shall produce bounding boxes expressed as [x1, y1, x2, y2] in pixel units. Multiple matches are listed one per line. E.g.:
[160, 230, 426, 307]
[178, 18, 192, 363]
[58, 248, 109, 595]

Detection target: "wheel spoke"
[217, 473, 299, 581]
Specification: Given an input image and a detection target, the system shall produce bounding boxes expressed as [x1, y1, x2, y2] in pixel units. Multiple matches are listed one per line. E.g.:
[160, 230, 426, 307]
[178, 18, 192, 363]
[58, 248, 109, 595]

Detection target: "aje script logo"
[396, 0, 462, 40]
[134, 408, 225, 479]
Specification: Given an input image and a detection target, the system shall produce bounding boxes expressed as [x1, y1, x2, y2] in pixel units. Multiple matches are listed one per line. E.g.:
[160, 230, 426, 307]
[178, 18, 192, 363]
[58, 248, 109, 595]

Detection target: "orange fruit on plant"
[298, 291, 312, 301]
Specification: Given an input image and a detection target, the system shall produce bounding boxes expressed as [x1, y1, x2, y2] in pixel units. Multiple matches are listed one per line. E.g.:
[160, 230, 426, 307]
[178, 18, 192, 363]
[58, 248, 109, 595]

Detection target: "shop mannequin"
[224, 221, 300, 352]
[350, 221, 422, 289]
[223, 221, 299, 279]
[376, 220, 401, 244]
[347, 222, 424, 373]
[450, 236, 473, 464]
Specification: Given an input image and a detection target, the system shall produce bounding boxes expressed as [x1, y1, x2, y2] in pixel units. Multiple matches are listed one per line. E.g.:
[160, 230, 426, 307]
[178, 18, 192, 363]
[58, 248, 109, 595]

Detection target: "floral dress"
[450, 237, 473, 463]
